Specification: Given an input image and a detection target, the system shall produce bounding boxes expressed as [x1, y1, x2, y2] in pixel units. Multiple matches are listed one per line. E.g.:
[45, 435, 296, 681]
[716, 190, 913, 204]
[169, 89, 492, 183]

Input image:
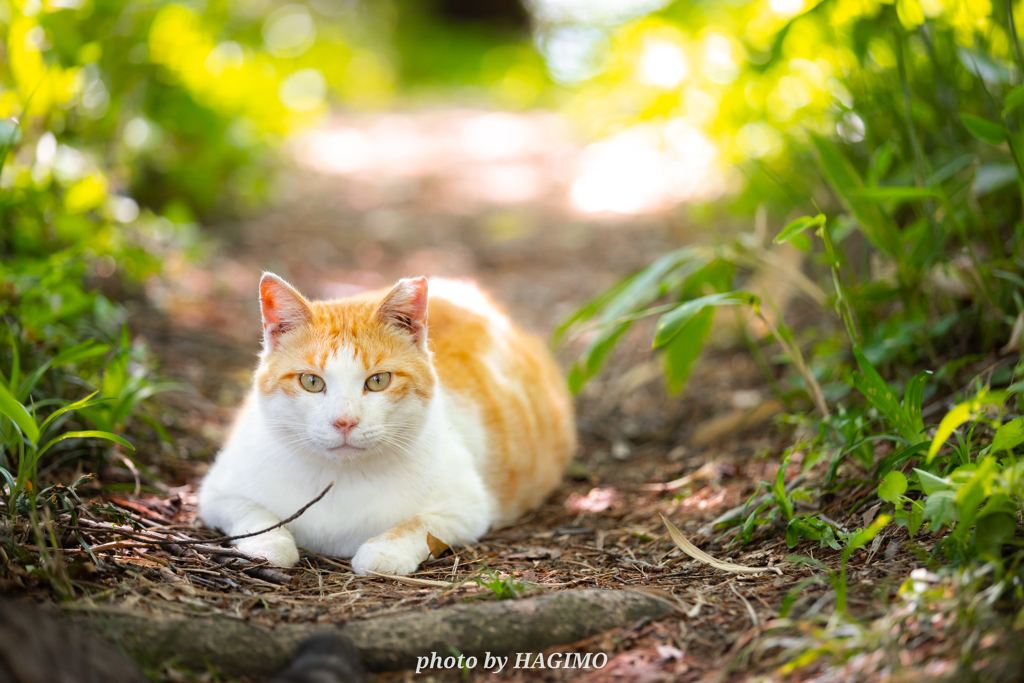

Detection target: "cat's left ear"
[260, 273, 312, 348]
[378, 277, 428, 348]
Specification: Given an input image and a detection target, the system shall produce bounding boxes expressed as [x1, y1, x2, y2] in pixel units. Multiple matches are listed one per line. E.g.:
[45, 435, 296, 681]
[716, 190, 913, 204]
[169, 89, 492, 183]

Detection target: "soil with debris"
[1, 111, 992, 683]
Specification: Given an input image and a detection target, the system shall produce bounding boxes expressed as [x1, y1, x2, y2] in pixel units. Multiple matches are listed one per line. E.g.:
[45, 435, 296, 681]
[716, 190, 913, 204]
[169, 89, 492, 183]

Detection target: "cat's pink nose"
[333, 417, 359, 436]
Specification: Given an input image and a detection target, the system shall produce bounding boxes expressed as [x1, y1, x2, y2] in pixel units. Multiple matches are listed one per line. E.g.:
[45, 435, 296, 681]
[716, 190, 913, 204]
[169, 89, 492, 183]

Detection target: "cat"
[198, 274, 576, 576]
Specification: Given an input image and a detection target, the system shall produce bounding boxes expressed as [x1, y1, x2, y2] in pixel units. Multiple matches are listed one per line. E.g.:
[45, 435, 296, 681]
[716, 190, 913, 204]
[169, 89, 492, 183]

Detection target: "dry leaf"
[660, 514, 781, 575]
[426, 532, 451, 558]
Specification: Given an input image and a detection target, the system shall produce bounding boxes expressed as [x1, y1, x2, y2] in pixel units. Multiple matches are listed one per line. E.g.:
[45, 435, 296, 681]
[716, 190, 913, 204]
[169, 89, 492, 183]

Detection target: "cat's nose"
[332, 417, 359, 436]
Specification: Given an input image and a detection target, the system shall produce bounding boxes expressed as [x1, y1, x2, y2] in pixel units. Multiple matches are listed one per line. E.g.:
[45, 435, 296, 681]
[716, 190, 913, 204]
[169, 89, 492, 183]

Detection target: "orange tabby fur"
[199, 275, 576, 573]
[254, 282, 575, 521]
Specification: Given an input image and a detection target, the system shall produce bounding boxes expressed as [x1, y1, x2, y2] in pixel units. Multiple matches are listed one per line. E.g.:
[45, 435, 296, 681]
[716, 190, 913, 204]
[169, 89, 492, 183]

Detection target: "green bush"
[562, 0, 1024, 581]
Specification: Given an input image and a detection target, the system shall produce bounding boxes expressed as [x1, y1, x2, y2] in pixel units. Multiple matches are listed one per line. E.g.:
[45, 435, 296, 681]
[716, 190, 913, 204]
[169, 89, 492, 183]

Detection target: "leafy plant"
[471, 569, 527, 601]
[0, 378, 132, 516]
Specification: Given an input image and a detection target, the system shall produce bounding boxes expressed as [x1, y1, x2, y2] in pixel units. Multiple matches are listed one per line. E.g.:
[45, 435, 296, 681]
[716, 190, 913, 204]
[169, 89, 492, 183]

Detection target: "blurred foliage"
[0, 0, 546, 509]
[562, 0, 1024, 655]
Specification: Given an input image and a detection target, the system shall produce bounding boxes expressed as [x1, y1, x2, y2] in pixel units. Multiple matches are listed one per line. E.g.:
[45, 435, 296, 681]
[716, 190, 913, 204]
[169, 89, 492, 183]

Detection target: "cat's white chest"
[203, 387, 489, 558]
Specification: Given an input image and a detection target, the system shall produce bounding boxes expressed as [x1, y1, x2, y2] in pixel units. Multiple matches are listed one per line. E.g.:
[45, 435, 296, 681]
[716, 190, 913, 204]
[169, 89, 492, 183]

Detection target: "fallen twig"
[69, 520, 296, 585]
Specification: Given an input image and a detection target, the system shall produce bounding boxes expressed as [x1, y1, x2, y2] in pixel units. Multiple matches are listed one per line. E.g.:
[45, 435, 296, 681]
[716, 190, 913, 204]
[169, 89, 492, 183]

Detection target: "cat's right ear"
[260, 273, 312, 348]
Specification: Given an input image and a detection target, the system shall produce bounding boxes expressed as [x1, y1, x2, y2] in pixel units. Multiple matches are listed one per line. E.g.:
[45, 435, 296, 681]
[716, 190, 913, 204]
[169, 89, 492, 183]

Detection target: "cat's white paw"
[351, 540, 423, 576]
[236, 531, 299, 567]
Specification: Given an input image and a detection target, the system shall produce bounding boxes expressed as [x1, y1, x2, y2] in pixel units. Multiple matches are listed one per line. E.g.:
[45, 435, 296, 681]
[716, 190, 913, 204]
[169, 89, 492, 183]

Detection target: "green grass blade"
[38, 391, 104, 434]
[904, 371, 929, 435]
[851, 349, 922, 444]
[37, 430, 134, 459]
[0, 380, 39, 445]
[960, 113, 1007, 144]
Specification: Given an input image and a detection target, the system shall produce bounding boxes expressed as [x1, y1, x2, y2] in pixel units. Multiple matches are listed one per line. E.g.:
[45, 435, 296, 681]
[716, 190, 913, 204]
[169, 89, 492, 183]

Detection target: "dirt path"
[94, 109, 918, 682]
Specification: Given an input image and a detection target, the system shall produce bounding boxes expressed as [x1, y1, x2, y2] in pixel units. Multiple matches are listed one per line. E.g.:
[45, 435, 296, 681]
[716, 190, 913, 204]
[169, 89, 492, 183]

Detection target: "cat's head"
[253, 273, 436, 462]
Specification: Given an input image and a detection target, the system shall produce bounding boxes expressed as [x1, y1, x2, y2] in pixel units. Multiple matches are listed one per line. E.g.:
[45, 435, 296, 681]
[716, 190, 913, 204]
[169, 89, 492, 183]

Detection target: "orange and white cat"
[198, 274, 576, 575]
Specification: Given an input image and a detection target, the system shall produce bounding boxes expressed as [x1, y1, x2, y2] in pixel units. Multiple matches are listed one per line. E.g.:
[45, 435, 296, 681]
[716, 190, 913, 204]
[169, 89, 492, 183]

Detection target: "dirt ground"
[7, 110, 936, 682]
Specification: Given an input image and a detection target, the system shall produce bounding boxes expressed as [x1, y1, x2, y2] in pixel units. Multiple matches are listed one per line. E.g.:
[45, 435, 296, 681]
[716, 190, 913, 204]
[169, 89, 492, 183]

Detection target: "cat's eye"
[299, 373, 325, 393]
[365, 372, 392, 392]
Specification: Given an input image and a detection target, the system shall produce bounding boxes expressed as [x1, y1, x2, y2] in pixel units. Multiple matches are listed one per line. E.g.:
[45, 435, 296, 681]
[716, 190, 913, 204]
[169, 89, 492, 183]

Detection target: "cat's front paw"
[351, 540, 423, 576]
[236, 531, 299, 567]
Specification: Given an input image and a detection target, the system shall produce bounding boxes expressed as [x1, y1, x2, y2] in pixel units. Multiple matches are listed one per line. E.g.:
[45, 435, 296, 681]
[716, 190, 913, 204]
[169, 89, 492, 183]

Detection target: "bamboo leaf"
[853, 186, 942, 202]
[663, 307, 713, 394]
[37, 430, 134, 459]
[0, 380, 39, 445]
[661, 514, 782, 575]
[652, 292, 757, 348]
[774, 214, 826, 244]
[960, 113, 1007, 145]
[38, 391, 106, 435]
[851, 349, 922, 444]
[1003, 83, 1024, 116]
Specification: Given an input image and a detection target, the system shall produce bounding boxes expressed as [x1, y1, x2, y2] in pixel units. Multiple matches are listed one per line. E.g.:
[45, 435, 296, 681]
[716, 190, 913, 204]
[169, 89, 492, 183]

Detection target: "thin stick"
[188, 481, 335, 544]
[68, 483, 334, 547]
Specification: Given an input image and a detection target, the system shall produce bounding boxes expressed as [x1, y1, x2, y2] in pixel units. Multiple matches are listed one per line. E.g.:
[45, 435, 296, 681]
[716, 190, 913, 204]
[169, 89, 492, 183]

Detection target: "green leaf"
[37, 391, 109, 435]
[786, 518, 819, 548]
[663, 306, 713, 394]
[0, 466, 15, 491]
[774, 214, 825, 244]
[554, 271, 638, 342]
[904, 371, 929, 436]
[992, 417, 1024, 453]
[16, 342, 111, 402]
[922, 490, 959, 531]
[955, 457, 996, 532]
[926, 392, 1008, 463]
[960, 113, 1007, 145]
[567, 323, 630, 394]
[878, 471, 908, 503]
[1003, 83, 1024, 115]
[897, 499, 924, 538]
[914, 468, 952, 494]
[974, 512, 1015, 561]
[853, 186, 942, 202]
[851, 349, 922, 444]
[875, 442, 929, 479]
[653, 292, 757, 348]
[0, 380, 39, 445]
[37, 430, 134, 459]
[842, 514, 891, 564]
[564, 247, 707, 391]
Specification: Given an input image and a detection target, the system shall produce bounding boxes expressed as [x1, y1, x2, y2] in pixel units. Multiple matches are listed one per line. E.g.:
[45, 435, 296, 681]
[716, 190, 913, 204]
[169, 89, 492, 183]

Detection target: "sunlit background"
[4, 0, 1015, 233]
